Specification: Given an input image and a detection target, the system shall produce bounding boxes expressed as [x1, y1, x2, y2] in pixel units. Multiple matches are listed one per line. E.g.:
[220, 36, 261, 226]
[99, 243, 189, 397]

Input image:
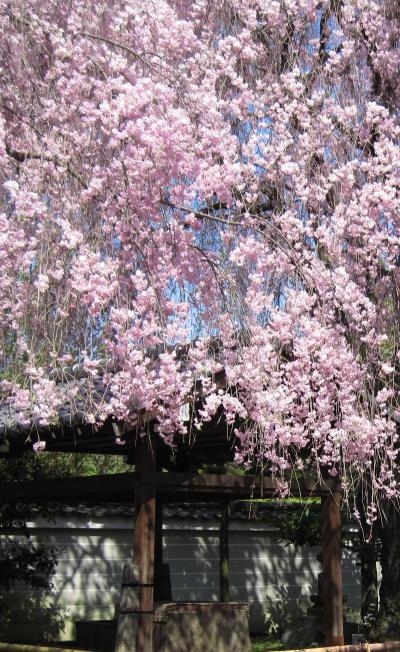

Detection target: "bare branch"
[6, 145, 88, 189]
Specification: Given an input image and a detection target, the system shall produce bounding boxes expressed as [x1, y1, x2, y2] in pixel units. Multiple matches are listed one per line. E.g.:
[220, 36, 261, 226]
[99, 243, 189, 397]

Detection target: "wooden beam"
[321, 491, 344, 646]
[0, 472, 136, 502]
[0, 644, 95, 652]
[0, 472, 339, 502]
[270, 644, 400, 652]
[148, 472, 338, 499]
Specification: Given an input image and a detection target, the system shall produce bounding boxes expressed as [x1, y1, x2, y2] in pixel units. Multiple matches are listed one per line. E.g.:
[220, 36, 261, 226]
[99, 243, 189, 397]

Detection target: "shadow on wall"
[230, 535, 319, 634]
[0, 511, 361, 646]
[0, 585, 68, 644]
[164, 527, 320, 633]
[263, 585, 308, 635]
[164, 523, 361, 637]
[238, 538, 360, 636]
[0, 526, 125, 645]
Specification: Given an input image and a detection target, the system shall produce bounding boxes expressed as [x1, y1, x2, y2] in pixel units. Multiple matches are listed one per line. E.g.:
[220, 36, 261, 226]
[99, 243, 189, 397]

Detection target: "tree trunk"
[375, 502, 400, 638]
[358, 538, 378, 628]
[355, 479, 379, 633]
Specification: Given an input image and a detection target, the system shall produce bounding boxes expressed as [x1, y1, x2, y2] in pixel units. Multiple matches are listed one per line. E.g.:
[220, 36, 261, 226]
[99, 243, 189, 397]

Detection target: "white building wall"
[0, 511, 361, 643]
[164, 521, 360, 632]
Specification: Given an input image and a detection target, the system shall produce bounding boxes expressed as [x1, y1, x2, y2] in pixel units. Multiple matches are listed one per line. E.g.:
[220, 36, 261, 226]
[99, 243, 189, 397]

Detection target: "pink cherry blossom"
[0, 0, 399, 508]
[32, 440, 46, 453]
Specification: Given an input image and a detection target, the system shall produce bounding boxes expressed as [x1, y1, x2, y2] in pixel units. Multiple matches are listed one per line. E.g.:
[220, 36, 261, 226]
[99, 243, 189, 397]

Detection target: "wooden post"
[321, 491, 344, 646]
[134, 435, 157, 651]
[155, 500, 172, 602]
[220, 502, 231, 602]
[155, 500, 163, 575]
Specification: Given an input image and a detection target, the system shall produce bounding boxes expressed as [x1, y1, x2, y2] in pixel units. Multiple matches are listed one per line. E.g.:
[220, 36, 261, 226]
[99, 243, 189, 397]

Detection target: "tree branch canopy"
[0, 0, 400, 510]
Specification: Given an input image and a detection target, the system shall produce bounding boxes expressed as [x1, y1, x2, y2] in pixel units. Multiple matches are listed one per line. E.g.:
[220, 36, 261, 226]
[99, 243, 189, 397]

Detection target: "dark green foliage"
[268, 502, 321, 548]
[0, 449, 129, 482]
[0, 538, 57, 592]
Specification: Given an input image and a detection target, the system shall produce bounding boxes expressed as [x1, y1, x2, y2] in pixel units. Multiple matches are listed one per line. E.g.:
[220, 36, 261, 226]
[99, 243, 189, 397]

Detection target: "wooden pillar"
[154, 500, 163, 582]
[154, 500, 167, 601]
[134, 435, 156, 651]
[321, 491, 344, 646]
[220, 502, 231, 602]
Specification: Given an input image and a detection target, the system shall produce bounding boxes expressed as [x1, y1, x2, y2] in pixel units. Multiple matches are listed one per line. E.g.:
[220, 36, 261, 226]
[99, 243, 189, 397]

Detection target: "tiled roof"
[0, 370, 117, 439]
[14, 500, 319, 521]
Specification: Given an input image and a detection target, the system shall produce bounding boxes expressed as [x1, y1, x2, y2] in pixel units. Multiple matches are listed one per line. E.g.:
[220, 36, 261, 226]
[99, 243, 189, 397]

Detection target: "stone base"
[115, 613, 139, 652]
[154, 602, 251, 652]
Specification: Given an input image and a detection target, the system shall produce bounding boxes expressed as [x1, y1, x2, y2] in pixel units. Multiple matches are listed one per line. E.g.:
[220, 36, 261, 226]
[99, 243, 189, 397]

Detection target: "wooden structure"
[0, 397, 345, 650]
[0, 442, 344, 650]
[128, 436, 343, 650]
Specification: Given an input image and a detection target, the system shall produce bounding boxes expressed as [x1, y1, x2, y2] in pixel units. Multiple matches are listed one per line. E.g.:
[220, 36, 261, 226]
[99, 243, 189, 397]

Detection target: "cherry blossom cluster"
[1, 0, 400, 508]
